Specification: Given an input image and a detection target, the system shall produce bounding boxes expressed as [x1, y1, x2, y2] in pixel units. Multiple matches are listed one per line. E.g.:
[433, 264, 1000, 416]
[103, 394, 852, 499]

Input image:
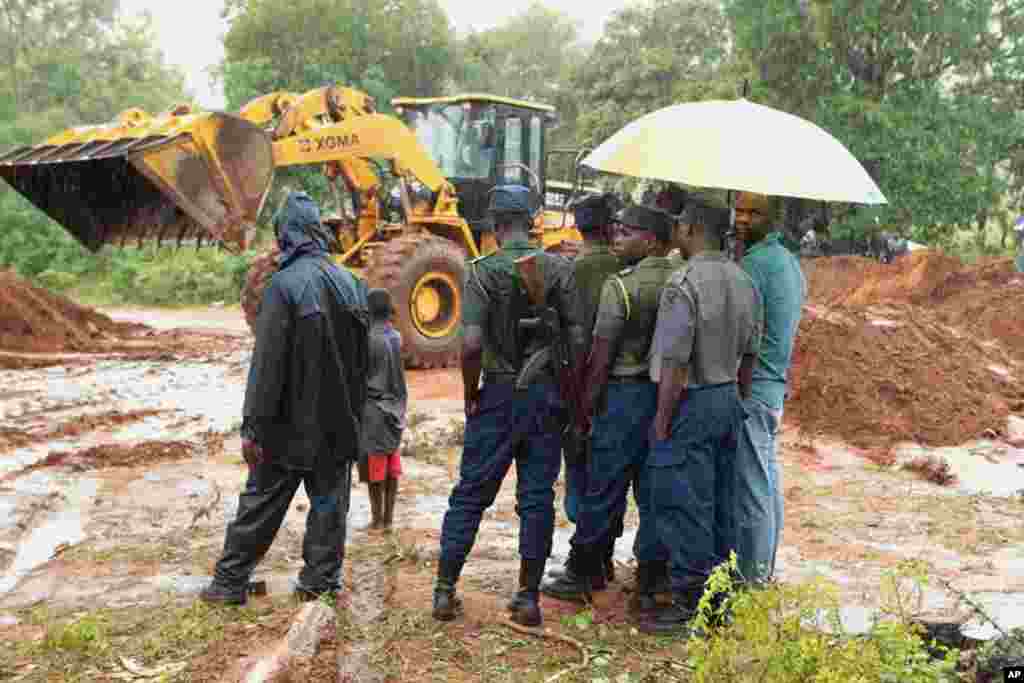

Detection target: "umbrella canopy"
[581, 99, 886, 205]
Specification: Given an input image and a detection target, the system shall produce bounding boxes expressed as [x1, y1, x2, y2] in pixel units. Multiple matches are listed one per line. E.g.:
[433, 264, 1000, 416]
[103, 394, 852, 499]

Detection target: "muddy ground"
[1, 303, 1024, 682]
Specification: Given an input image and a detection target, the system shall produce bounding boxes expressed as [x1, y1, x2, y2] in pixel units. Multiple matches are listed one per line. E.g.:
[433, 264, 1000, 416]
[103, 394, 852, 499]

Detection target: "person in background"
[654, 185, 688, 218]
[201, 191, 369, 606]
[360, 288, 408, 533]
[640, 199, 761, 635]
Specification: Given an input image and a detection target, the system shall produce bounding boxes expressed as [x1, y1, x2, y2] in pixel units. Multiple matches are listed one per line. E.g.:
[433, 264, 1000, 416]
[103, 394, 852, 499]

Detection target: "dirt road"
[1, 302, 1023, 681]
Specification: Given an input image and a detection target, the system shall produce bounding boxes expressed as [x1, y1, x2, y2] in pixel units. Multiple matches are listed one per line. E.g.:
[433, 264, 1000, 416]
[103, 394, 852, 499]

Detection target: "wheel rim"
[410, 271, 460, 339]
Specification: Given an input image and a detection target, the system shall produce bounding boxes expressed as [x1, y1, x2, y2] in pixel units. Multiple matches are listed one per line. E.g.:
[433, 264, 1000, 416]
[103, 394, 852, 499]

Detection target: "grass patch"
[2, 595, 294, 682]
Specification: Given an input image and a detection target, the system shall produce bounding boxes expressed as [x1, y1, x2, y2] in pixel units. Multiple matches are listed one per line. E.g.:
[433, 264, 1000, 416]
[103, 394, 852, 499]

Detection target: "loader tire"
[241, 247, 280, 332]
[366, 234, 466, 369]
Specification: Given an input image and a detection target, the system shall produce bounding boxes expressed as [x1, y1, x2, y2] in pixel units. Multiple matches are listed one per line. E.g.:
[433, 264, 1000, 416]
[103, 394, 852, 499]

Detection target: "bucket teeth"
[0, 113, 274, 252]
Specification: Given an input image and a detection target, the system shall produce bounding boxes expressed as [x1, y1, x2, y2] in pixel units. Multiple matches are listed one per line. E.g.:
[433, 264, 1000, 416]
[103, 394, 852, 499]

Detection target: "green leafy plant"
[686, 555, 959, 682]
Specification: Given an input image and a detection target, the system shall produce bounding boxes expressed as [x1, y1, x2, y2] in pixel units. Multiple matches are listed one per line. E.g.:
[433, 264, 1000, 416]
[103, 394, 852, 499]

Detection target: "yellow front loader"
[0, 86, 583, 368]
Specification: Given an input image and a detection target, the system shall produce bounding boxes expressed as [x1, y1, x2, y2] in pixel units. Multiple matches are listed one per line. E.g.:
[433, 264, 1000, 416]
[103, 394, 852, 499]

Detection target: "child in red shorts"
[360, 289, 407, 532]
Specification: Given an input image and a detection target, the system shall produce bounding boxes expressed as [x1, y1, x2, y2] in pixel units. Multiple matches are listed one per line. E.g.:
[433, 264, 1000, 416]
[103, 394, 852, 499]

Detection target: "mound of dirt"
[0, 269, 141, 353]
[788, 303, 1023, 449]
[802, 255, 879, 305]
[42, 440, 196, 471]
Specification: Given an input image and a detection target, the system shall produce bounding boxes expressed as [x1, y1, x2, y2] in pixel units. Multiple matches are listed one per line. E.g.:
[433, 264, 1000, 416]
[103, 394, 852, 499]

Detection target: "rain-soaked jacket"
[241, 192, 370, 470]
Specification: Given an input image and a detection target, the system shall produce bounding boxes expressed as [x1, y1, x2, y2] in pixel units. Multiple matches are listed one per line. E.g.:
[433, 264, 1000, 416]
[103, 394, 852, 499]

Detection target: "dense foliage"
[2, 0, 1024, 304]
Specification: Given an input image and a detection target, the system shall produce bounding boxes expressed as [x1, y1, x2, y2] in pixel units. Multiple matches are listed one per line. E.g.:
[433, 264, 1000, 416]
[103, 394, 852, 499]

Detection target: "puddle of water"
[0, 477, 98, 595]
[0, 614, 19, 626]
[960, 592, 1024, 641]
[894, 442, 1024, 497]
[177, 478, 211, 498]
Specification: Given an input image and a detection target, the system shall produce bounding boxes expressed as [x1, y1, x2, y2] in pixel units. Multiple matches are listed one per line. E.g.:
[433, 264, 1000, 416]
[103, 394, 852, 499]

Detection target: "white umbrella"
[581, 99, 886, 205]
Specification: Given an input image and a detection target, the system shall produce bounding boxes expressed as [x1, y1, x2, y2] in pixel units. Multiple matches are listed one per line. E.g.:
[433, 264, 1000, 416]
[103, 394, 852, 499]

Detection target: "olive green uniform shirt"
[572, 243, 621, 351]
[462, 239, 583, 378]
[593, 255, 678, 377]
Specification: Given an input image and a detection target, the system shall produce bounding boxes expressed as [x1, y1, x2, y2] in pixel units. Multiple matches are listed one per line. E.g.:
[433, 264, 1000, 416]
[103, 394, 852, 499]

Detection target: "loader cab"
[392, 94, 558, 236]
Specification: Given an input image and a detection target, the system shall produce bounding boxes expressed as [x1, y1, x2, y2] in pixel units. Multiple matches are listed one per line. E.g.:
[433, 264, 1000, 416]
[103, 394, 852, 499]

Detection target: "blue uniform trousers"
[573, 380, 664, 563]
[439, 381, 564, 568]
[563, 459, 586, 523]
[649, 382, 746, 592]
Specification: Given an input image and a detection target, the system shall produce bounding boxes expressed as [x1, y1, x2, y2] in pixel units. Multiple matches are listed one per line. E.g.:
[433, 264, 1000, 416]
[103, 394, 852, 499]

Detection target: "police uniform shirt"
[593, 255, 677, 378]
[651, 251, 762, 386]
[463, 239, 583, 376]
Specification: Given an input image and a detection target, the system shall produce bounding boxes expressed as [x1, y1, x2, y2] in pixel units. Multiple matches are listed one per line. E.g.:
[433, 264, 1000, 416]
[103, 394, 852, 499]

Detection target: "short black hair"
[681, 199, 730, 244]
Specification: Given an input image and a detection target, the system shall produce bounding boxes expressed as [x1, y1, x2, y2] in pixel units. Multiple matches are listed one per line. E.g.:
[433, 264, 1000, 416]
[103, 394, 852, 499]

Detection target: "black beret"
[614, 205, 674, 242]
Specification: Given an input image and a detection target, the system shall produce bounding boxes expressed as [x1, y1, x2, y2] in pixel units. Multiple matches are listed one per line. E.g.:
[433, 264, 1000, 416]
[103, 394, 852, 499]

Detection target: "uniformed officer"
[640, 199, 761, 635]
[544, 192, 622, 590]
[541, 205, 676, 614]
[432, 185, 585, 628]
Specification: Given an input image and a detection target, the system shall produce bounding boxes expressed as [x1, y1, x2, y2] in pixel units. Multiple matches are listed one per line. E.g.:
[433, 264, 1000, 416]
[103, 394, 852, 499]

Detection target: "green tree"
[572, 0, 740, 148]
[0, 1, 188, 279]
[450, 3, 587, 148]
[726, 0, 1020, 243]
[219, 0, 454, 104]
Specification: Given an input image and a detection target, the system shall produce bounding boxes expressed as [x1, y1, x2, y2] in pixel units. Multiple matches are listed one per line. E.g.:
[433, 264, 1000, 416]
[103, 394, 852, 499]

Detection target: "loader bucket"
[0, 112, 275, 251]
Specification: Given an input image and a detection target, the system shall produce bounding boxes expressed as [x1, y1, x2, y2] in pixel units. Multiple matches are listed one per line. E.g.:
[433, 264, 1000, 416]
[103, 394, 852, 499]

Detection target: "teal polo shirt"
[741, 233, 807, 410]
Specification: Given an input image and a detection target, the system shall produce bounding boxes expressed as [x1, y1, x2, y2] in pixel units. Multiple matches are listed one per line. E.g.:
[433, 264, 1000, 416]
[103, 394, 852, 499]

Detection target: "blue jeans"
[573, 381, 664, 563]
[649, 383, 745, 592]
[439, 381, 564, 567]
[734, 397, 784, 584]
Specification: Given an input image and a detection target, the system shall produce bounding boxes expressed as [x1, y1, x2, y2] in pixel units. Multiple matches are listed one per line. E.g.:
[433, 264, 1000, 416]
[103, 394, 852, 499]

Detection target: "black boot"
[639, 584, 701, 635]
[363, 482, 384, 531]
[604, 541, 616, 583]
[382, 477, 398, 530]
[199, 580, 247, 606]
[629, 562, 659, 616]
[432, 559, 464, 622]
[652, 560, 671, 594]
[545, 545, 576, 581]
[540, 545, 603, 603]
[509, 559, 546, 627]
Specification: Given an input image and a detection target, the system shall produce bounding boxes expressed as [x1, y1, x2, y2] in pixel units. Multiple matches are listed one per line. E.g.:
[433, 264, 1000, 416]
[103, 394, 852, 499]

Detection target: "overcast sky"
[121, 0, 630, 109]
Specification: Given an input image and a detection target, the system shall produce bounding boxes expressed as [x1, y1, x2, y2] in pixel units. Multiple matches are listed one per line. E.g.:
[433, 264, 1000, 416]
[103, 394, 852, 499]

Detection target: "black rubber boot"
[509, 559, 546, 627]
[545, 545, 577, 581]
[639, 585, 701, 635]
[364, 482, 384, 531]
[199, 580, 247, 606]
[382, 478, 398, 530]
[604, 541, 616, 583]
[628, 562, 659, 616]
[540, 545, 602, 603]
[432, 559, 464, 622]
[652, 560, 671, 594]
[506, 558, 545, 614]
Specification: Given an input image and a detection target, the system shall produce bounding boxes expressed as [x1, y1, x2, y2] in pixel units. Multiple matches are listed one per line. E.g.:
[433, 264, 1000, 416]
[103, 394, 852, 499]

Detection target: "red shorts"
[366, 449, 402, 482]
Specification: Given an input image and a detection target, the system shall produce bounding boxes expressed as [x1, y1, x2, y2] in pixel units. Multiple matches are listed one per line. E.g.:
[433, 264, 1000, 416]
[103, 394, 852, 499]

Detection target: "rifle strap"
[612, 276, 631, 321]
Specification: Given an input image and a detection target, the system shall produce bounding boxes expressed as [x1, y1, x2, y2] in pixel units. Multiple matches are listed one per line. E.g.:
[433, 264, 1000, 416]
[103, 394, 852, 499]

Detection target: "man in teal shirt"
[734, 192, 806, 585]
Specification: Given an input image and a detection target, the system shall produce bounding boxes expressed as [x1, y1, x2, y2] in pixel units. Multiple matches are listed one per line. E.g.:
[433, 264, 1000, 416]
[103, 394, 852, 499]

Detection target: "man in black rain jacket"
[201, 191, 369, 605]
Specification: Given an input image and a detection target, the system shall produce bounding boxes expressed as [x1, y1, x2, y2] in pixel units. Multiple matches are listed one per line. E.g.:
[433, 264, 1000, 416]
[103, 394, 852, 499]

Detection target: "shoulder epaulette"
[618, 266, 635, 277]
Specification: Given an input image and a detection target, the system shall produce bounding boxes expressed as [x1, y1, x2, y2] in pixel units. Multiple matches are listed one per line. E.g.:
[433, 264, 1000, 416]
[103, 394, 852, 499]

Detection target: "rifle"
[514, 253, 589, 465]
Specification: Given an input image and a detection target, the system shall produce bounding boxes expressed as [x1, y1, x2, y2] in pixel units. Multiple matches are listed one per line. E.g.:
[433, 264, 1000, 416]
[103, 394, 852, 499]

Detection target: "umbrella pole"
[729, 190, 746, 263]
